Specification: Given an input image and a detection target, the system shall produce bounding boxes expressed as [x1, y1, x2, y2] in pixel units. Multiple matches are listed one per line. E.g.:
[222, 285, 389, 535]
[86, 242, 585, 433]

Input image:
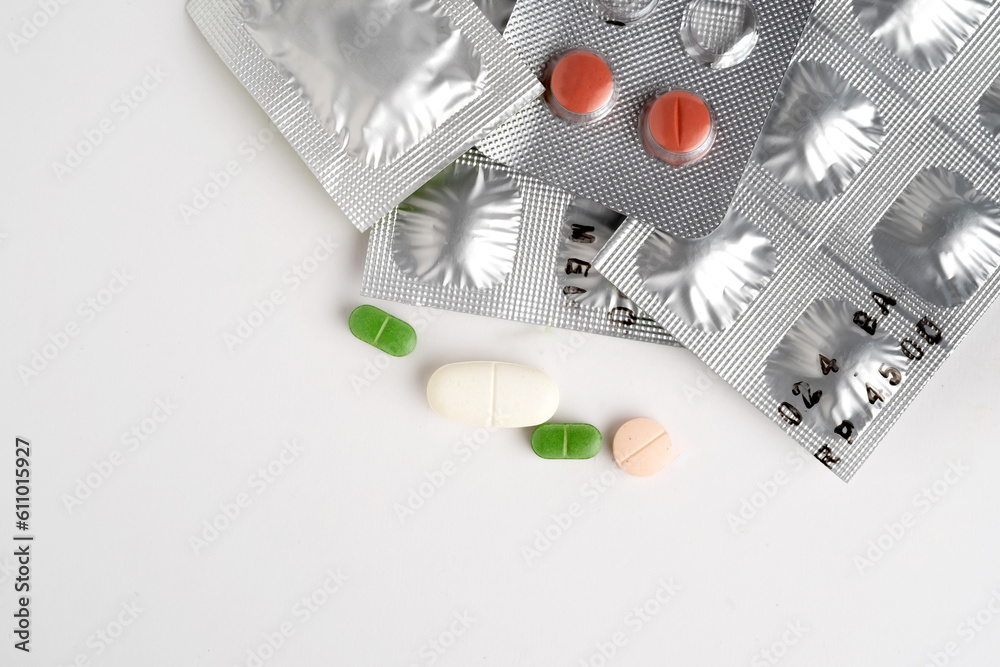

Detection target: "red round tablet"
[547, 49, 616, 121]
[643, 90, 716, 164]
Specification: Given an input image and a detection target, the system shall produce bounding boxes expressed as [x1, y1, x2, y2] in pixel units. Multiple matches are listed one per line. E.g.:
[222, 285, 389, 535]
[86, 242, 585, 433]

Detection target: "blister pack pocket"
[188, 0, 543, 231]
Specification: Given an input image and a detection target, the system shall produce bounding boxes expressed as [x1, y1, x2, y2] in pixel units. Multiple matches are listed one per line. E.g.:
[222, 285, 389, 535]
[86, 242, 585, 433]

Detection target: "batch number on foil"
[766, 292, 944, 469]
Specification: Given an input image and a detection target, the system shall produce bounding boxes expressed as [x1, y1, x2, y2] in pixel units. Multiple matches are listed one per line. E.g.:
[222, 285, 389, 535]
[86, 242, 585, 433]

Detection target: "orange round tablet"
[643, 90, 716, 165]
[547, 49, 617, 121]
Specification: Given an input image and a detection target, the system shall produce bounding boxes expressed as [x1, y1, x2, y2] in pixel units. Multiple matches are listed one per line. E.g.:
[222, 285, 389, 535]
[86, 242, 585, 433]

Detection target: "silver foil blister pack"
[186, 0, 542, 231]
[476, 0, 816, 238]
[595, 0, 1000, 480]
[362, 150, 678, 346]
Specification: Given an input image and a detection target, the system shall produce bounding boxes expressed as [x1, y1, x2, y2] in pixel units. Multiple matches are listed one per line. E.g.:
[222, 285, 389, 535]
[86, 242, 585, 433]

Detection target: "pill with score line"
[531, 423, 602, 459]
[348, 305, 416, 357]
[612, 418, 677, 476]
[641, 90, 716, 165]
[427, 361, 559, 428]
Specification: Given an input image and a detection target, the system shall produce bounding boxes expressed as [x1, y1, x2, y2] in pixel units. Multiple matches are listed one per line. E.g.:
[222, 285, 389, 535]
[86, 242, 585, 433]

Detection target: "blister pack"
[595, 0, 1000, 480]
[361, 149, 679, 346]
[187, 0, 543, 231]
[476, 0, 815, 238]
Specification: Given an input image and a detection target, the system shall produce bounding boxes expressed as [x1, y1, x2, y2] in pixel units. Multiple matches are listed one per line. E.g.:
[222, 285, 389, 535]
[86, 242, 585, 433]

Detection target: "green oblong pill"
[349, 305, 416, 357]
[531, 423, 602, 460]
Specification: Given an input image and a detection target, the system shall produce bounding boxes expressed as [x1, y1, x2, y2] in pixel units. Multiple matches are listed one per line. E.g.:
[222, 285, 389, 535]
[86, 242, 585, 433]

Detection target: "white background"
[3, 2, 1000, 666]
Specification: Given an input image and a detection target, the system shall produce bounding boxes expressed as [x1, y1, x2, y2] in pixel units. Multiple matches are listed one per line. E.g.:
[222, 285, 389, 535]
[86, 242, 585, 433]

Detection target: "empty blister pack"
[187, 0, 543, 231]
[595, 0, 1000, 480]
[476, 0, 815, 238]
[362, 150, 679, 346]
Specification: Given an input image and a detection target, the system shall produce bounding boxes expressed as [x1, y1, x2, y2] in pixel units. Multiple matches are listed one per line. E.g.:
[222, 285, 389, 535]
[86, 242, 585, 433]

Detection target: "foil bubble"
[852, 0, 991, 71]
[557, 198, 639, 323]
[243, 0, 484, 169]
[392, 161, 522, 289]
[764, 299, 911, 442]
[636, 209, 776, 331]
[980, 76, 1000, 139]
[872, 167, 1000, 307]
[754, 60, 885, 202]
[680, 0, 759, 69]
[591, 0, 660, 23]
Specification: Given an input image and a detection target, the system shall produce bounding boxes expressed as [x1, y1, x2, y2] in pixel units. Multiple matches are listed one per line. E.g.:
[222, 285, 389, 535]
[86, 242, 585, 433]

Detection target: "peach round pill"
[642, 90, 716, 165]
[547, 49, 616, 122]
[427, 361, 559, 428]
[612, 418, 675, 476]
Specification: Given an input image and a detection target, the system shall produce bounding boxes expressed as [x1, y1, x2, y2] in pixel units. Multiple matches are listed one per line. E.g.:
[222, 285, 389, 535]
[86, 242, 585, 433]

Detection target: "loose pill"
[348, 305, 416, 357]
[612, 418, 677, 476]
[531, 423, 602, 459]
[547, 49, 617, 122]
[427, 361, 559, 428]
[642, 90, 716, 165]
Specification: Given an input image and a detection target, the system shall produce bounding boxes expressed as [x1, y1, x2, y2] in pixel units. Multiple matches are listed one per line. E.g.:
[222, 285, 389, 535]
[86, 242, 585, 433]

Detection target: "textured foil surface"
[981, 76, 1000, 139]
[595, 0, 1000, 480]
[187, 0, 543, 231]
[472, 0, 517, 31]
[476, 0, 815, 239]
[852, 0, 992, 71]
[362, 150, 678, 346]
[872, 167, 1000, 308]
[244, 0, 485, 170]
[591, 0, 660, 23]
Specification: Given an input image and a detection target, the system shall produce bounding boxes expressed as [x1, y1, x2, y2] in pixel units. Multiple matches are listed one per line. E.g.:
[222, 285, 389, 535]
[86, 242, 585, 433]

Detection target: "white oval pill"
[426, 362, 559, 428]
